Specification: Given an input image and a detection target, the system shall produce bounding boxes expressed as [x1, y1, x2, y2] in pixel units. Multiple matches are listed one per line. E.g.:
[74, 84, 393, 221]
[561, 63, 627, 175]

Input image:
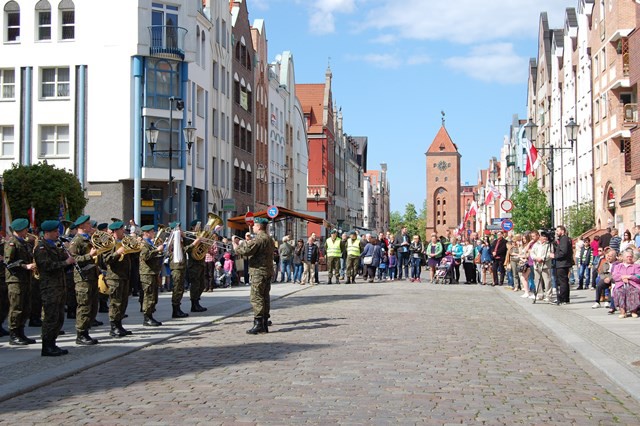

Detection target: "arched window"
[4, 1, 20, 42]
[145, 59, 179, 109]
[35, 0, 51, 41]
[58, 0, 75, 40]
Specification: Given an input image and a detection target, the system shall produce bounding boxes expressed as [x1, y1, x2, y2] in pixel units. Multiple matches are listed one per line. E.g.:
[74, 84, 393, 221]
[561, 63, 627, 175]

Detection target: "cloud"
[407, 54, 431, 65]
[346, 52, 431, 69]
[365, 0, 576, 44]
[443, 43, 527, 84]
[308, 0, 357, 35]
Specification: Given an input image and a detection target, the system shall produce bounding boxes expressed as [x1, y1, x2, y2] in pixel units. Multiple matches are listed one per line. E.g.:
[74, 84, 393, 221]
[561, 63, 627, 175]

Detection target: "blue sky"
[248, 0, 576, 213]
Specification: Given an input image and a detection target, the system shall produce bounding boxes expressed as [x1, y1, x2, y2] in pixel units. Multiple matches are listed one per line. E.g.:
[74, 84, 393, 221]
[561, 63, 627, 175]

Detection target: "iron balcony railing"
[148, 25, 187, 60]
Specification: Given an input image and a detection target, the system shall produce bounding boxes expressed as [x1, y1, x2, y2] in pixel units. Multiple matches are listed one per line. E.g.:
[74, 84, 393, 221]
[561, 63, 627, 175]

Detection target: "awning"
[227, 206, 325, 230]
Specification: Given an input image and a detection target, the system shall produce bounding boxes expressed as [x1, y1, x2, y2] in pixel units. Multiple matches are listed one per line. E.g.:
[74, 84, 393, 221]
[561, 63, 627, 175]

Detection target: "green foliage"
[510, 179, 551, 233]
[390, 201, 427, 238]
[2, 161, 86, 225]
[563, 200, 595, 238]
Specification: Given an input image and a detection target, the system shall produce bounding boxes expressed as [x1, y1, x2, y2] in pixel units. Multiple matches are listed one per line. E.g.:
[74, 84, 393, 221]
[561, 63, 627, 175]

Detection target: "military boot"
[190, 300, 200, 313]
[328, 277, 332, 284]
[143, 315, 162, 327]
[172, 305, 189, 318]
[41, 340, 68, 356]
[116, 320, 132, 335]
[18, 328, 36, 344]
[196, 300, 207, 312]
[109, 321, 127, 338]
[9, 329, 29, 345]
[246, 317, 266, 335]
[76, 330, 97, 345]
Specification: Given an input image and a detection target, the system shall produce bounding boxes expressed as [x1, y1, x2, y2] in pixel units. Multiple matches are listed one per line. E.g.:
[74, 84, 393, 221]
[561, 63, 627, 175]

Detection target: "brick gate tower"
[425, 115, 461, 238]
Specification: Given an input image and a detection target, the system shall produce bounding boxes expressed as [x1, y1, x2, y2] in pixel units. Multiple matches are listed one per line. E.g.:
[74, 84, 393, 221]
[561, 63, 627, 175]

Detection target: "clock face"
[437, 161, 449, 171]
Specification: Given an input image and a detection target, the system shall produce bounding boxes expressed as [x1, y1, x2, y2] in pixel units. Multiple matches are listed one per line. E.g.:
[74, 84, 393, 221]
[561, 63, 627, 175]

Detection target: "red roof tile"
[426, 126, 459, 154]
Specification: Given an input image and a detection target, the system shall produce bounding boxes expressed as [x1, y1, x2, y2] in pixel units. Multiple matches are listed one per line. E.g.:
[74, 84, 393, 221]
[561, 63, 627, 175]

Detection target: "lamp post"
[524, 117, 578, 228]
[145, 97, 196, 223]
[256, 165, 289, 207]
[566, 117, 579, 208]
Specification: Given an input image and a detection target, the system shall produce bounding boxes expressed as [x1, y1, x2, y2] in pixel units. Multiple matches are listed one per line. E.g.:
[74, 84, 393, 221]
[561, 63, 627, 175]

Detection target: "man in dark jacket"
[490, 231, 507, 286]
[392, 227, 411, 280]
[554, 225, 574, 305]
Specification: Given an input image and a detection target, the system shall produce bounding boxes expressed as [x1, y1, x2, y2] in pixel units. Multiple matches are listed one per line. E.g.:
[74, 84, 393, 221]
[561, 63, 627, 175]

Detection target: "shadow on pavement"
[0, 341, 330, 414]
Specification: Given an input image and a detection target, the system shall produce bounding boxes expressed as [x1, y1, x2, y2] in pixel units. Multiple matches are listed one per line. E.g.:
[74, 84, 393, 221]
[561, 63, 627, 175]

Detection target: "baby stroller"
[434, 253, 455, 284]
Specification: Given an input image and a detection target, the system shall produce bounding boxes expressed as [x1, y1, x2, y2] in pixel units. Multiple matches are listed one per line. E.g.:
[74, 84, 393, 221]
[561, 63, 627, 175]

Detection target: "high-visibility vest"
[346, 239, 360, 257]
[326, 237, 342, 257]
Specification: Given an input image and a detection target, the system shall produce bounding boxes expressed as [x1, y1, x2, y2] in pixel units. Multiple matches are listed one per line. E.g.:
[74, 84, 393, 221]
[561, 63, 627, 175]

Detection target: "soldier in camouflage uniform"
[139, 224, 164, 326]
[0, 238, 8, 337]
[69, 215, 99, 345]
[168, 222, 199, 318]
[34, 220, 76, 356]
[187, 220, 207, 313]
[104, 221, 132, 337]
[5, 218, 37, 345]
[233, 217, 275, 334]
[27, 229, 42, 328]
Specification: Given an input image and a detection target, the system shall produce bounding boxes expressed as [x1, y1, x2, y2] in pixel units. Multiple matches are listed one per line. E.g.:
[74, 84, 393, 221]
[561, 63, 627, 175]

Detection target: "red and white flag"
[485, 184, 501, 205]
[522, 125, 540, 177]
[28, 206, 36, 230]
[464, 201, 478, 223]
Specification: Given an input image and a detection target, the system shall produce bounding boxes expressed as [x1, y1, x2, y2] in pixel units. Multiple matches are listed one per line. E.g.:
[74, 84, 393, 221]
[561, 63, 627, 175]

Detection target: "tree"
[2, 161, 86, 225]
[510, 178, 551, 233]
[563, 200, 595, 238]
[389, 202, 427, 238]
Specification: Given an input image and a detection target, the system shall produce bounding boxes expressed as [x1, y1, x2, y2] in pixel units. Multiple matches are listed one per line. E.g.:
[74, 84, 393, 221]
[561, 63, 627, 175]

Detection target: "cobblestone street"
[1, 281, 640, 424]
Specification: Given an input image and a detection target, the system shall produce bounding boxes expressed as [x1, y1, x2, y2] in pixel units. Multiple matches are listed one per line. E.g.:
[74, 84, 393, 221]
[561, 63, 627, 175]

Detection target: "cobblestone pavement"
[1, 282, 640, 425]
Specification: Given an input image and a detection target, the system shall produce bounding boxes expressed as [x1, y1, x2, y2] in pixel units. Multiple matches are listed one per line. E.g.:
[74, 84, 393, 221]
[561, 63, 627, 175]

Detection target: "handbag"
[518, 263, 530, 273]
[474, 253, 481, 264]
[363, 255, 373, 265]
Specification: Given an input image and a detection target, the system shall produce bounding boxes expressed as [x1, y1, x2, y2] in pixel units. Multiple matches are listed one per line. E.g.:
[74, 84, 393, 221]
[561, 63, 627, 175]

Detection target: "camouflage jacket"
[139, 239, 164, 275]
[234, 230, 275, 275]
[4, 234, 33, 285]
[34, 239, 68, 288]
[69, 233, 99, 282]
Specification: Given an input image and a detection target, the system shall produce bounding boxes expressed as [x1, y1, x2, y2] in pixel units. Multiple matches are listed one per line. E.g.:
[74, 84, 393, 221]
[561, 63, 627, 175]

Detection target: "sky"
[247, 0, 577, 213]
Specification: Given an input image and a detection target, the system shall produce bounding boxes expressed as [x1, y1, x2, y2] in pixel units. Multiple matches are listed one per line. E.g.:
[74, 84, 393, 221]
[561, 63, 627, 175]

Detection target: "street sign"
[501, 199, 514, 212]
[245, 211, 254, 226]
[222, 198, 236, 211]
[501, 219, 514, 232]
[267, 205, 279, 219]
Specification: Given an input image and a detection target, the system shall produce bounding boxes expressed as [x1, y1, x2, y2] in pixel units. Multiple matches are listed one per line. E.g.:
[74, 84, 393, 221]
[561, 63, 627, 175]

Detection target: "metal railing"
[148, 26, 187, 60]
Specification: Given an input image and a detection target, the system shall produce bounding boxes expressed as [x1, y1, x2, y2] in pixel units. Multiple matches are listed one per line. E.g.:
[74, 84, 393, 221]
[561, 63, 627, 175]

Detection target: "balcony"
[623, 103, 637, 126]
[148, 26, 187, 60]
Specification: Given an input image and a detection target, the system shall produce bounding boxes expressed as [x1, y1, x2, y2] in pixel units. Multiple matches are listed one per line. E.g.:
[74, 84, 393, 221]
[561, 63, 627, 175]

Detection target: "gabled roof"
[296, 84, 325, 134]
[426, 126, 459, 155]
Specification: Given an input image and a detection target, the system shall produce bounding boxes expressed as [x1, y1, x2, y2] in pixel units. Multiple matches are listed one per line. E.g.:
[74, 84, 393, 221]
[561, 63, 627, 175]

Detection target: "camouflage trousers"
[106, 278, 130, 322]
[249, 271, 272, 317]
[327, 256, 341, 280]
[188, 264, 205, 301]
[140, 274, 160, 316]
[346, 256, 360, 281]
[41, 283, 65, 342]
[8, 281, 31, 330]
[171, 268, 185, 306]
[0, 278, 8, 326]
[75, 279, 98, 332]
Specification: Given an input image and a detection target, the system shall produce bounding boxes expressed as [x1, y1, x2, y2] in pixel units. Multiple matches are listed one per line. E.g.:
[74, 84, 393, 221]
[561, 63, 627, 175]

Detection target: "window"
[58, 0, 75, 40]
[212, 156, 217, 185]
[212, 61, 218, 90]
[595, 99, 600, 122]
[200, 32, 205, 65]
[36, 0, 51, 41]
[233, 122, 240, 147]
[1, 69, 15, 99]
[41, 67, 70, 98]
[196, 137, 204, 168]
[233, 164, 240, 191]
[233, 80, 240, 104]
[5, 1, 20, 42]
[221, 20, 227, 49]
[246, 128, 252, 153]
[220, 112, 226, 141]
[145, 59, 179, 109]
[603, 141, 608, 165]
[220, 66, 226, 94]
[623, 140, 631, 173]
[601, 93, 607, 118]
[215, 18, 220, 44]
[212, 108, 217, 137]
[40, 125, 69, 157]
[196, 86, 204, 117]
[595, 146, 601, 167]
[1, 126, 14, 157]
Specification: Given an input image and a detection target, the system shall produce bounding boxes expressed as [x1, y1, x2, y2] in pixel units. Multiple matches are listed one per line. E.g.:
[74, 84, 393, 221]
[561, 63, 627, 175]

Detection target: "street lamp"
[565, 117, 579, 209]
[314, 191, 320, 205]
[257, 164, 289, 207]
[145, 97, 196, 222]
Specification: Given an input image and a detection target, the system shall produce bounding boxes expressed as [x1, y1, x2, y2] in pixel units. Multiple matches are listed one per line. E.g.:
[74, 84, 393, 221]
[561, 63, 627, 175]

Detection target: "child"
[388, 248, 397, 281]
[378, 249, 388, 281]
[223, 252, 235, 286]
[213, 262, 227, 288]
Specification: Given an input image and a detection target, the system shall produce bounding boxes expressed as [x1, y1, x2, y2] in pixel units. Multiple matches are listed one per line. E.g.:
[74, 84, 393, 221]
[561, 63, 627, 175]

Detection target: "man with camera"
[554, 225, 573, 305]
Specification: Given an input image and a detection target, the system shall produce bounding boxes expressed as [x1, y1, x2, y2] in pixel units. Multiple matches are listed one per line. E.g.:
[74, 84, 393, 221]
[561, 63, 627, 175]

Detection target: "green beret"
[69, 223, 77, 230]
[41, 220, 60, 232]
[169, 221, 181, 229]
[97, 223, 108, 231]
[190, 219, 200, 228]
[74, 215, 90, 227]
[254, 217, 269, 224]
[10, 218, 29, 232]
[90, 220, 98, 228]
[108, 221, 124, 231]
[330, 229, 337, 234]
[141, 224, 154, 232]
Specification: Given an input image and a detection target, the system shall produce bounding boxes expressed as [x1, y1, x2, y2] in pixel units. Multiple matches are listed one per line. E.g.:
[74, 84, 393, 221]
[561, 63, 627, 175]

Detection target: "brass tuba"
[117, 234, 142, 261]
[191, 212, 222, 261]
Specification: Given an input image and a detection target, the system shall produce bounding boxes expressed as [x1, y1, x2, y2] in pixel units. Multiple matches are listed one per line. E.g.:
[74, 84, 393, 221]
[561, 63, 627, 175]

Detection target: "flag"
[521, 125, 540, 177]
[485, 184, 501, 205]
[464, 201, 478, 223]
[28, 206, 36, 230]
[1, 190, 12, 237]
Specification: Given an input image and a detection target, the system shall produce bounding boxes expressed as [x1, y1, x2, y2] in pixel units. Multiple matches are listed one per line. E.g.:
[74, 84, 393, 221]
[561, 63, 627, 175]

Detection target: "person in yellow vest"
[325, 229, 344, 284]
[345, 230, 361, 284]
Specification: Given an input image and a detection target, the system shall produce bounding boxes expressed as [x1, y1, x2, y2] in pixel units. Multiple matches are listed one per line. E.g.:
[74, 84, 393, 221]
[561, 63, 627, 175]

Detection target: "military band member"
[5, 218, 37, 345]
[233, 217, 275, 334]
[34, 220, 76, 356]
[139, 224, 164, 326]
[104, 221, 132, 337]
[187, 219, 207, 313]
[168, 221, 200, 318]
[0, 237, 8, 337]
[69, 215, 100, 345]
[26, 231, 42, 328]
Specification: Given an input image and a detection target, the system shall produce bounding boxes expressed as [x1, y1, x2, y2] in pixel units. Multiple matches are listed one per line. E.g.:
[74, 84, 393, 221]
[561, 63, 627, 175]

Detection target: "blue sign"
[267, 205, 279, 219]
[501, 219, 514, 232]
